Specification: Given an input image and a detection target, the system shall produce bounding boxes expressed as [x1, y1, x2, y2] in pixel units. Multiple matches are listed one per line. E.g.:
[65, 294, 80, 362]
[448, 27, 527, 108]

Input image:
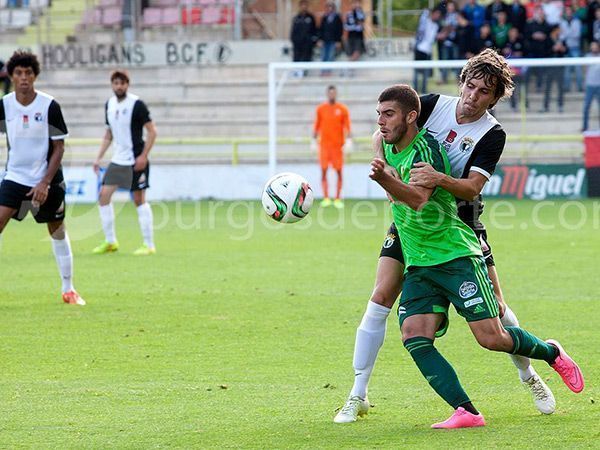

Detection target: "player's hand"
[343, 138, 354, 153]
[310, 138, 318, 153]
[382, 165, 401, 203]
[409, 162, 439, 188]
[134, 155, 148, 172]
[27, 181, 50, 206]
[93, 160, 101, 175]
[369, 158, 388, 181]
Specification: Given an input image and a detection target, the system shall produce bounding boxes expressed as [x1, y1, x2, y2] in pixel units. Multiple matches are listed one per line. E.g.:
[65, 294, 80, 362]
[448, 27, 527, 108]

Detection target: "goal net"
[267, 56, 600, 175]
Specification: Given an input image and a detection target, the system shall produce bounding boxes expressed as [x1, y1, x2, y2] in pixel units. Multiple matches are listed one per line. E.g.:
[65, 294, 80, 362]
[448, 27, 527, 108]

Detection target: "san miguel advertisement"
[483, 164, 587, 200]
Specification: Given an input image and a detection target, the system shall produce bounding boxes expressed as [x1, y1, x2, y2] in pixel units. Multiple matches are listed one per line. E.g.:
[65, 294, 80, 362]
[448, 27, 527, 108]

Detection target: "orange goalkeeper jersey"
[313, 102, 351, 149]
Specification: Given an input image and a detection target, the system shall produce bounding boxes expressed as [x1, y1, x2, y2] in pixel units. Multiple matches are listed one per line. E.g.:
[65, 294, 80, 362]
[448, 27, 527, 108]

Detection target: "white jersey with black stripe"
[417, 94, 506, 229]
[0, 91, 68, 187]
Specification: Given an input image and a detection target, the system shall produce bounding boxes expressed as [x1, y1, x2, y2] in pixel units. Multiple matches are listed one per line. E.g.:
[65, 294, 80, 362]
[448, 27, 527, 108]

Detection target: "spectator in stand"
[524, 6, 551, 96]
[462, 0, 486, 38]
[593, 8, 600, 42]
[318, 1, 343, 76]
[455, 12, 475, 58]
[0, 59, 10, 96]
[468, 23, 495, 57]
[525, 0, 542, 20]
[413, 9, 441, 93]
[344, 0, 366, 64]
[541, 25, 567, 112]
[486, 0, 509, 27]
[438, 0, 460, 83]
[493, 11, 512, 48]
[541, 0, 562, 25]
[586, 0, 600, 45]
[574, 0, 589, 49]
[290, 0, 318, 78]
[582, 41, 600, 131]
[502, 27, 526, 110]
[508, 0, 528, 34]
[561, 5, 584, 92]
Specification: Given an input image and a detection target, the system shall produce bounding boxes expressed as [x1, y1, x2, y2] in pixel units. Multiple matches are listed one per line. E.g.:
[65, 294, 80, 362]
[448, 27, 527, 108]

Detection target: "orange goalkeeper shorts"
[319, 146, 343, 170]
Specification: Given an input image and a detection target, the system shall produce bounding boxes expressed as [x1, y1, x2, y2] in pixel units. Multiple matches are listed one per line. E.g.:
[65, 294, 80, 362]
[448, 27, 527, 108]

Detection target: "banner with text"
[0, 38, 414, 70]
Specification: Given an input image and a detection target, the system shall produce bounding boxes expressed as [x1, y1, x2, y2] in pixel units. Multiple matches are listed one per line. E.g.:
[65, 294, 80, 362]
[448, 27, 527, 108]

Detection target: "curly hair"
[6, 50, 40, 77]
[459, 49, 515, 106]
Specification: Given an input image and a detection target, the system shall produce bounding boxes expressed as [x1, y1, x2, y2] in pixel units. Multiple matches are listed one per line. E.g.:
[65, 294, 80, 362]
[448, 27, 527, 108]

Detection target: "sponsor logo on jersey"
[22, 114, 29, 129]
[459, 281, 478, 299]
[444, 130, 457, 143]
[459, 137, 475, 153]
[464, 296, 483, 308]
[382, 233, 396, 249]
[472, 305, 486, 314]
[34, 112, 43, 122]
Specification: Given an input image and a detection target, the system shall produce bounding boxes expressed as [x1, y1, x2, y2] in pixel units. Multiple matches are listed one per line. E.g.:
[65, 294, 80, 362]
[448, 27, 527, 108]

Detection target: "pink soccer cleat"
[546, 339, 584, 393]
[431, 407, 486, 429]
[62, 290, 86, 306]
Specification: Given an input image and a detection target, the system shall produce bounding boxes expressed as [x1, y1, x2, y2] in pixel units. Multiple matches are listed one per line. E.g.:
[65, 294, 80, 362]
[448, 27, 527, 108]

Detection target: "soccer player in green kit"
[369, 84, 584, 429]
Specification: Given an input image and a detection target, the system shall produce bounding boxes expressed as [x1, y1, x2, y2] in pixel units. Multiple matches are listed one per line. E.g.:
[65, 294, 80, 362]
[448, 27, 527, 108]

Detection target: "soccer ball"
[262, 172, 314, 223]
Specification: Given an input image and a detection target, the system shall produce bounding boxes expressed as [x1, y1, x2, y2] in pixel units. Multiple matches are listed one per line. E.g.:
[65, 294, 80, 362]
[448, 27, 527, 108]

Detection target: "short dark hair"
[6, 50, 40, 77]
[377, 84, 421, 117]
[327, 85, 336, 91]
[459, 49, 515, 105]
[110, 69, 130, 83]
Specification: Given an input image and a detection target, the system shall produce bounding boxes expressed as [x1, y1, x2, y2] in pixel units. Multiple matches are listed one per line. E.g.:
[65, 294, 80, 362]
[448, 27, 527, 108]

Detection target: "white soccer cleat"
[333, 396, 370, 423]
[523, 374, 556, 414]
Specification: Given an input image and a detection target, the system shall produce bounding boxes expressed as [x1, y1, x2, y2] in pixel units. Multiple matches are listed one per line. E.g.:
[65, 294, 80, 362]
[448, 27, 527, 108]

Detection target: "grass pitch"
[0, 200, 598, 449]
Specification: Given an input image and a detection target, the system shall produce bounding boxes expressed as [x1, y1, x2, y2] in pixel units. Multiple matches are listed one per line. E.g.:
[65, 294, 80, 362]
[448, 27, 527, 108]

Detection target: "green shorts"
[398, 256, 499, 338]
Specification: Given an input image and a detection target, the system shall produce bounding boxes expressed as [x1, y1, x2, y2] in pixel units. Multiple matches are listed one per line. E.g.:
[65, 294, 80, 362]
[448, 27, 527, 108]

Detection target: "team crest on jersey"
[459, 281, 478, 299]
[382, 233, 396, 249]
[442, 129, 457, 151]
[34, 112, 43, 122]
[459, 137, 475, 153]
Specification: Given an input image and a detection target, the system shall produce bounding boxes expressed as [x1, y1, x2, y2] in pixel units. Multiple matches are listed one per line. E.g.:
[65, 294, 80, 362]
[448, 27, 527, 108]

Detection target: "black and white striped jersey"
[418, 94, 506, 230]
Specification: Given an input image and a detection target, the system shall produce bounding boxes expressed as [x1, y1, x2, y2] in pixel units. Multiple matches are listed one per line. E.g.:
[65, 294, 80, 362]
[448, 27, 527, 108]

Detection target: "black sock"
[458, 401, 479, 415]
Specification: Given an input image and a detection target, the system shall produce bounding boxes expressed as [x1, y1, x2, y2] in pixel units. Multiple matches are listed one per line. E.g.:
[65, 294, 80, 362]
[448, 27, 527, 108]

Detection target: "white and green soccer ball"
[262, 172, 314, 223]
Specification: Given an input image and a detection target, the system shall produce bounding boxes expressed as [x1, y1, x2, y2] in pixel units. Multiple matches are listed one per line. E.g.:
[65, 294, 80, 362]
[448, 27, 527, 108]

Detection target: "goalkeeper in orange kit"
[312, 85, 352, 208]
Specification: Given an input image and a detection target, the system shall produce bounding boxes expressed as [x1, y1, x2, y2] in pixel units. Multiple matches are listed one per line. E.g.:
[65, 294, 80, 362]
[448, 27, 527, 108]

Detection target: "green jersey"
[383, 128, 482, 269]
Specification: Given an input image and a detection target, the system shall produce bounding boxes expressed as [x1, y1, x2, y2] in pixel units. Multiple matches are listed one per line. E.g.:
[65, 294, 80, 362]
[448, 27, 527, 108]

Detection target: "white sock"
[501, 305, 536, 381]
[350, 301, 391, 399]
[52, 233, 74, 293]
[99, 203, 117, 243]
[136, 203, 154, 248]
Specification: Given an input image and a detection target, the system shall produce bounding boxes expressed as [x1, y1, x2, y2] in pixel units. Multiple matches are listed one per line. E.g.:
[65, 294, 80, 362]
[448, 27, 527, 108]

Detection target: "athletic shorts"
[398, 256, 500, 338]
[319, 146, 343, 171]
[379, 222, 496, 267]
[0, 179, 66, 223]
[102, 162, 150, 191]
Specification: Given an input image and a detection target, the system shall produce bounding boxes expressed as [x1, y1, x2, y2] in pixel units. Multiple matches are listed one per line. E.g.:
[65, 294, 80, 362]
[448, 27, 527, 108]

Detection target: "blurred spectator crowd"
[414, 0, 600, 118]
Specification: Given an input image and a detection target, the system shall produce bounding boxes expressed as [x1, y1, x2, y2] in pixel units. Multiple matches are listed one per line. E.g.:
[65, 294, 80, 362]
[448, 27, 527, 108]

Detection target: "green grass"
[0, 199, 599, 448]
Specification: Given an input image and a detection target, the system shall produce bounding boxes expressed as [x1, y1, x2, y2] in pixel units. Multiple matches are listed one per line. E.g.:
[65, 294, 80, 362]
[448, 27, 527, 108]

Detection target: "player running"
[312, 85, 352, 208]
[369, 84, 583, 428]
[334, 49, 558, 423]
[0, 50, 85, 305]
[92, 70, 157, 256]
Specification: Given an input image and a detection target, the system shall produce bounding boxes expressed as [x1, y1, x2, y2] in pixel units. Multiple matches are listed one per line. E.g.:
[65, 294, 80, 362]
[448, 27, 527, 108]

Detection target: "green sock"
[505, 326, 559, 364]
[404, 336, 470, 409]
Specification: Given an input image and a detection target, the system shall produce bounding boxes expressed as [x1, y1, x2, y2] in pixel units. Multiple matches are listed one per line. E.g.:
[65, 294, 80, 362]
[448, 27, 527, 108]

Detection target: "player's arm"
[30, 100, 68, 204]
[409, 126, 505, 201]
[93, 128, 113, 174]
[409, 164, 487, 201]
[29, 139, 64, 205]
[370, 158, 433, 211]
[134, 120, 156, 171]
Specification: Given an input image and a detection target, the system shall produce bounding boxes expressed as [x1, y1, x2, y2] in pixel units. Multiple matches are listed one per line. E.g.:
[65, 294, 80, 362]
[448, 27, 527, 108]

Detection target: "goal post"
[268, 56, 600, 175]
